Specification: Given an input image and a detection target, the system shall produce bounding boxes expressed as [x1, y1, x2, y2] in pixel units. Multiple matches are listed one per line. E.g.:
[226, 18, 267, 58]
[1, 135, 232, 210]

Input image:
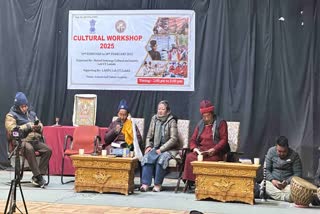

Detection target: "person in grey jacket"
[265, 136, 302, 202]
[140, 100, 178, 192]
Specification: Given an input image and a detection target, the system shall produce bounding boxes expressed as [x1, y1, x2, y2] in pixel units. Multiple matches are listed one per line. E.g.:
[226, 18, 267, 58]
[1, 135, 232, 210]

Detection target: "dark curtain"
[0, 0, 319, 178]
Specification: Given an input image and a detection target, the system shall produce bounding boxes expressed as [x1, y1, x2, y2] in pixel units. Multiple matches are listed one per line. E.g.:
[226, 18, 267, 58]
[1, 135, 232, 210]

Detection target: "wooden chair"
[168, 119, 190, 193]
[61, 125, 101, 184]
[7, 131, 50, 185]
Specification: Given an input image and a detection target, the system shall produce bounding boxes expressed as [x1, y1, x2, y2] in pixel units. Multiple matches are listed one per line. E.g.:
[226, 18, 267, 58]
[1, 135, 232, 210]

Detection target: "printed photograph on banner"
[153, 17, 189, 35]
[165, 62, 188, 78]
[136, 61, 168, 77]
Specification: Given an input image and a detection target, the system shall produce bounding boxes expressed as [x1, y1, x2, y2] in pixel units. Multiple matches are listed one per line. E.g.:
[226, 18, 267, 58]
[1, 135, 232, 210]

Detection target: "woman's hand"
[156, 149, 161, 155]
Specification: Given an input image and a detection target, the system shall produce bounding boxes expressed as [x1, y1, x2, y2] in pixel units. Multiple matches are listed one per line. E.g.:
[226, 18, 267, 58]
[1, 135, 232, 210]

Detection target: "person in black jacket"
[5, 92, 52, 187]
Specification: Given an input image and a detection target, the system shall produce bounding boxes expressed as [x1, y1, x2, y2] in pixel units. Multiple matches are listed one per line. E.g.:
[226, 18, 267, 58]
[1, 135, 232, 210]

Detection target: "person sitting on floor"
[140, 100, 179, 192]
[104, 99, 143, 159]
[5, 92, 52, 187]
[182, 100, 229, 186]
[264, 136, 302, 202]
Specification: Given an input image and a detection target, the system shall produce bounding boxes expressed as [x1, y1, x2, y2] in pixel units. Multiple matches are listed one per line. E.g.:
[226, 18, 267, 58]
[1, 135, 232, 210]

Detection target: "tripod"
[4, 137, 28, 214]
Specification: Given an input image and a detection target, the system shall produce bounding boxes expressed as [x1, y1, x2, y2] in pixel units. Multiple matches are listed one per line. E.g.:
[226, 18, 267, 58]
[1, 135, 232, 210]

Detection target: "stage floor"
[0, 170, 319, 214]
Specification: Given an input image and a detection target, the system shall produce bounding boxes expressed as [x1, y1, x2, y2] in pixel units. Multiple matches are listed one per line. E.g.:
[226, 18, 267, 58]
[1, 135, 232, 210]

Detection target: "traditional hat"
[118, 99, 129, 112]
[14, 92, 28, 107]
[199, 100, 214, 114]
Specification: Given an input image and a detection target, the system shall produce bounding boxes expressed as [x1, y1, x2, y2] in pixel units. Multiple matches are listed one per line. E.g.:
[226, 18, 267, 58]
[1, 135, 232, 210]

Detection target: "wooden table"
[71, 155, 138, 195]
[191, 161, 260, 205]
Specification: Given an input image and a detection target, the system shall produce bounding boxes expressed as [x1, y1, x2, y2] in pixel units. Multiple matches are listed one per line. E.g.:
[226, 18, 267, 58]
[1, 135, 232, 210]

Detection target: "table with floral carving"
[71, 155, 138, 195]
[191, 161, 260, 205]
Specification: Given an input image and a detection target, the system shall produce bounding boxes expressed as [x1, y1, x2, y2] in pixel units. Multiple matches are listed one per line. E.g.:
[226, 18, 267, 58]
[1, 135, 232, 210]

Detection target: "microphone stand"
[4, 137, 28, 214]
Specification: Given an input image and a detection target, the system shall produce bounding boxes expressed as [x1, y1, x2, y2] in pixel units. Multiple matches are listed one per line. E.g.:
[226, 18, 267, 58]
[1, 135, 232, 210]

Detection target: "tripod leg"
[4, 180, 14, 213]
[18, 181, 28, 214]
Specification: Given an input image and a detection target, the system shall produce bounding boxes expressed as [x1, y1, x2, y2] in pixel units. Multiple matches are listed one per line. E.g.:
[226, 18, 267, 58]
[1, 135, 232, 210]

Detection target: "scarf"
[153, 114, 170, 147]
[121, 119, 133, 146]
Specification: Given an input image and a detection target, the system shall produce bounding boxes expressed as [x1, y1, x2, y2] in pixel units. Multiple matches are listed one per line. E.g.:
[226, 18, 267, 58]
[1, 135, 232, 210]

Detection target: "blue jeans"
[141, 163, 167, 186]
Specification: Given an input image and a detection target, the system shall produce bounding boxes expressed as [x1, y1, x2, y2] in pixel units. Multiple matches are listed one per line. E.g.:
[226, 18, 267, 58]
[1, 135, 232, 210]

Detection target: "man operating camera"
[5, 92, 52, 187]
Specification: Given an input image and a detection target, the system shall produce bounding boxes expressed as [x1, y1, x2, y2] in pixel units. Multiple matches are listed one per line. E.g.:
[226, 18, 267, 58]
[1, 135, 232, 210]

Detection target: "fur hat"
[199, 100, 214, 114]
[14, 92, 28, 107]
[118, 99, 129, 112]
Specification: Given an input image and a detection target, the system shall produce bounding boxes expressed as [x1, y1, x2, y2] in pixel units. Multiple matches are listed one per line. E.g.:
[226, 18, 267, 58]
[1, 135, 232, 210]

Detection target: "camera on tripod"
[12, 126, 21, 140]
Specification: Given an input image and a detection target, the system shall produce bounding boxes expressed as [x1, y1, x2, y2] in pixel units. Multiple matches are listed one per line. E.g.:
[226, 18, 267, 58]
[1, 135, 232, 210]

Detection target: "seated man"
[183, 100, 229, 184]
[5, 92, 52, 187]
[264, 136, 302, 202]
[104, 99, 143, 159]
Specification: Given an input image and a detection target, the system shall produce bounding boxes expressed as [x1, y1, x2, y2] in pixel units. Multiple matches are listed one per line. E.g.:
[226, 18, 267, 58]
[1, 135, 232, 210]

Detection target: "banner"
[68, 10, 195, 91]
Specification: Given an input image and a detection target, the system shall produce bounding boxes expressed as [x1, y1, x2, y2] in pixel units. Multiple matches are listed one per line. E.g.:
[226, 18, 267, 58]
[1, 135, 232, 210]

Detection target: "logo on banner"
[89, 19, 96, 34]
[115, 20, 126, 33]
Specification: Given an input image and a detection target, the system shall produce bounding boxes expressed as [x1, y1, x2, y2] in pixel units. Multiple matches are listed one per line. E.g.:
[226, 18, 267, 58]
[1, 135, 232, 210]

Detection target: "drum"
[290, 176, 317, 206]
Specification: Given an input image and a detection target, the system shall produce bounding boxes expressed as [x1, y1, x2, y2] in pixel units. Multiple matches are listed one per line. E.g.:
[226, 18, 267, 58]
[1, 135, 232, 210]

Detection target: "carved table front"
[191, 161, 260, 205]
[71, 155, 138, 195]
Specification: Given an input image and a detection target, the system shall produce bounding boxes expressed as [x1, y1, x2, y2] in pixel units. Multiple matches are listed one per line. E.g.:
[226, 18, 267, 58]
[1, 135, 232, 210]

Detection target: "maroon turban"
[200, 100, 214, 114]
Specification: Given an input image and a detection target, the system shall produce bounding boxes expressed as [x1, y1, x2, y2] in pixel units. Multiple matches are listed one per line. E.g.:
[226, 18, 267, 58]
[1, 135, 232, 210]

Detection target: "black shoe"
[32, 175, 46, 188]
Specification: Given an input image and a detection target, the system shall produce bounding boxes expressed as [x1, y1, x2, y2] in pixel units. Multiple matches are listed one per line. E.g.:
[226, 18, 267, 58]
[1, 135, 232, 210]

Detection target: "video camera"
[12, 126, 21, 139]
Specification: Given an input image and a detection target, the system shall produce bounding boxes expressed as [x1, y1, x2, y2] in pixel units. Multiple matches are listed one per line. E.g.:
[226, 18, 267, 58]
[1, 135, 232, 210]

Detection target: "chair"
[225, 121, 241, 162]
[167, 119, 190, 193]
[72, 94, 97, 126]
[61, 125, 101, 184]
[7, 131, 50, 185]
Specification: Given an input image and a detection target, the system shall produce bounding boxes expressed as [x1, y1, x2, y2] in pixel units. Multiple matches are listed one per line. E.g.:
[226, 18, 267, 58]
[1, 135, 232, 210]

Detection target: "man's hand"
[271, 179, 284, 190]
[115, 124, 122, 134]
[156, 149, 161, 155]
[145, 147, 152, 154]
[32, 124, 41, 132]
[207, 148, 215, 156]
[280, 180, 288, 189]
[193, 148, 201, 155]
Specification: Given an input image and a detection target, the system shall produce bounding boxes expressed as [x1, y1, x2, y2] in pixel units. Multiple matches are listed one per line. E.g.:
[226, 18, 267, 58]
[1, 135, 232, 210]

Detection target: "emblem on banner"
[89, 19, 96, 34]
[115, 20, 126, 33]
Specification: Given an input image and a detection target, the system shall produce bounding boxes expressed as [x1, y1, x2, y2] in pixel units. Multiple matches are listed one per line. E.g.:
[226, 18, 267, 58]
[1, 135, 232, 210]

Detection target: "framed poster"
[72, 94, 97, 126]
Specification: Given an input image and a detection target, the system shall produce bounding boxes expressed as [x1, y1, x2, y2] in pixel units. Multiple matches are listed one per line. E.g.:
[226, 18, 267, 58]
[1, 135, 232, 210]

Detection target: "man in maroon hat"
[182, 100, 229, 185]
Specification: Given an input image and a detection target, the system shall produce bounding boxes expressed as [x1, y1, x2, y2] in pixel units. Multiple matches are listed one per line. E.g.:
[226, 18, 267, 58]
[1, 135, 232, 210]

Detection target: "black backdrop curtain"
[0, 0, 319, 178]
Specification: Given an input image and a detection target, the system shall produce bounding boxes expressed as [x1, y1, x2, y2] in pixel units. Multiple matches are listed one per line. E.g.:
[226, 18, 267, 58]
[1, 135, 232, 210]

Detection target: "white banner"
[68, 10, 195, 91]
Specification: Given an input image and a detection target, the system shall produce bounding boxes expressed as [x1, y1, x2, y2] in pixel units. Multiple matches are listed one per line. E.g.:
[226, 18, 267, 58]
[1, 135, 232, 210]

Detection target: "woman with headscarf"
[140, 100, 178, 192]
